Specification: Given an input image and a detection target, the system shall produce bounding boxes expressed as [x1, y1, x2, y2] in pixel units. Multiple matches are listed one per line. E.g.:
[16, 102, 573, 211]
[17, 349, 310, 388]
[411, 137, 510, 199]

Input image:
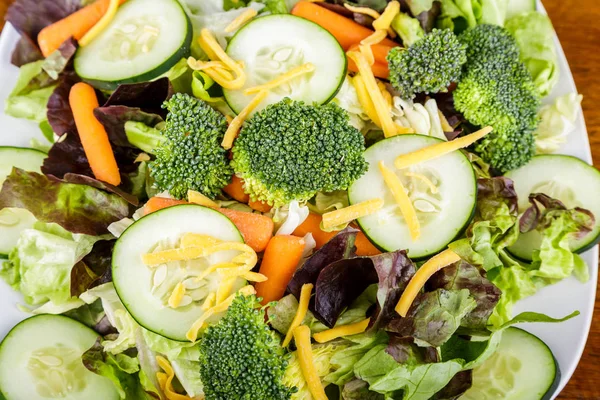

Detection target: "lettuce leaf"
[505, 12, 559, 97]
[82, 339, 155, 399]
[535, 93, 583, 154]
[0, 169, 131, 236]
[4, 61, 56, 122]
[1, 221, 100, 305]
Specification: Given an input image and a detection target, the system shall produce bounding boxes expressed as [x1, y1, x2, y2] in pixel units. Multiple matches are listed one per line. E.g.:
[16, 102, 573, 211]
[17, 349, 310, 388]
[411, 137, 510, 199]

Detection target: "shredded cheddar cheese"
[293, 325, 328, 400]
[187, 190, 219, 208]
[404, 172, 439, 194]
[78, 0, 120, 47]
[373, 1, 400, 31]
[322, 198, 384, 230]
[344, 3, 381, 19]
[359, 44, 375, 66]
[156, 356, 194, 400]
[438, 110, 453, 132]
[244, 63, 315, 95]
[282, 283, 313, 347]
[168, 282, 186, 308]
[225, 8, 258, 33]
[379, 161, 420, 241]
[222, 90, 269, 150]
[360, 29, 388, 46]
[313, 318, 371, 343]
[394, 126, 493, 169]
[393, 124, 415, 135]
[192, 29, 246, 90]
[181, 233, 221, 249]
[352, 74, 381, 127]
[202, 292, 216, 310]
[395, 249, 461, 317]
[216, 277, 237, 305]
[187, 285, 256, 341]
[347, 51, 397, 137]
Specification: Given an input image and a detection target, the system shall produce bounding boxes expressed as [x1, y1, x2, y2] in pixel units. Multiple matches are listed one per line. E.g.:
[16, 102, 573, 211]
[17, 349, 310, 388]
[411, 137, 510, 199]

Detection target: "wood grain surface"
[0, 0, 599, 398]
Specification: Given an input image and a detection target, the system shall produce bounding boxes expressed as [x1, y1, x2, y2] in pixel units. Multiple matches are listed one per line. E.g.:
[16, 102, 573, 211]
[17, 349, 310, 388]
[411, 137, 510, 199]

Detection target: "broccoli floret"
[453, 25, 540, 172]
[198, 295, 295, 400]
[387, 28, 467, 99]
[149, 93, 233, 199]
[231, 99, 368, 207]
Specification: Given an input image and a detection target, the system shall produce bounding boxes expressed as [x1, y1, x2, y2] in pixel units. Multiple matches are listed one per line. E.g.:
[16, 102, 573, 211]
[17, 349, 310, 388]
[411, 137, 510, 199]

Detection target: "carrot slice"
[255, 235, 306, 305]
[38, 0, 128, 57]
[248, 199, 272, 213]
[291, 1, 397, 50]
[69, 82, 121, 186]
[217, 208, 274, 253]
[293, 212, 380, 256]
[143, 198, 274, 252]
[223, 175, 250, 203]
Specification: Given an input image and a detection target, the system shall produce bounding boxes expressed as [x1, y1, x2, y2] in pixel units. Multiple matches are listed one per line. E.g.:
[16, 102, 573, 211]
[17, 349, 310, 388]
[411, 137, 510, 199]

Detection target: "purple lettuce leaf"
[5, 0, 81, 66]
[0, 168, 130, 236]
[71, 240, 115, 297]
[342, 379, 385, 400]
[386, 289, 477, 347]
[47, 72, 81, 136]
[94, 106, 164, 148]
[287, 228, 358, 299]
[103, 78, 173, 118]
[427, 261, 501, 330]
[476, 177, 518, 223]
[432, 370, 473, 400]
[314, 257, 379, 327]
[62, 173, 140, 206]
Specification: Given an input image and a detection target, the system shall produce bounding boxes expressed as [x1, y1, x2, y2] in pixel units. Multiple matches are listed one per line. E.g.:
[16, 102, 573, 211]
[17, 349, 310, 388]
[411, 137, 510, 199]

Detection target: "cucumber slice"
[349, 135, 477, 259]
[506, 155, 600, 261]
[0, 146, 46, 186]
[223, 14, 347, 115]
[462, 327, 559, 400]
[0, 315, 119, 400]
[112, 204, 245, 341]
[506, 0, 537, 19]
[74, 0, 192, 90]
[0, 208, 37, 257]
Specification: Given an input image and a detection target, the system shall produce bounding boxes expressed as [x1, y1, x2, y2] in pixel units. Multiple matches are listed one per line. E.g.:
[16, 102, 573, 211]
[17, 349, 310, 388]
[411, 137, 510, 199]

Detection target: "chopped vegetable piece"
[293, 325, 328, 400]
[223, 175, 251, 203]
[244, 63, 316, 95]
[143, 197, 188, 215]
[322, 198, 384, 231]
[249, 199, 272, 213]
[394, 126, 493, 169]
[69, 82, 121, 186]
[312, 318, 371, 343]
[37, 0, 128, 57]
[395, 249, 461, 317]
[188, 190, 219, 208]
[283, 283, 313, 347]
[291, 1, 397, 50]
[78, 0, 121, 47]
[217, 208, 274, 252]
[379, 161, 420, 241]
[255, 235, 306, 305]
[222, 90, 269, 150]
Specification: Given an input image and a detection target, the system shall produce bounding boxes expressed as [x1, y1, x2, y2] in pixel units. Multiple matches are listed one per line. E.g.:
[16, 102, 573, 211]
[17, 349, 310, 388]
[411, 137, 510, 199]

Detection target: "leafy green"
[505, 12, 559, 97]
[1, 222, 100, 305]
[391, 12, 425, 47]
[142, 329, 200, 361]
[437, 0, 508, 32]
[4, 61, 56, 122]
[82, 339, 154, 399]
[0, 169, 131, 236]
[535, 93, 583, 154]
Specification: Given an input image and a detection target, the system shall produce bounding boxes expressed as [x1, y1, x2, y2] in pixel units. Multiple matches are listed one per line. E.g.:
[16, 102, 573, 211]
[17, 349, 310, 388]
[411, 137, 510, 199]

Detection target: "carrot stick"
[69, 82, 121, 186]
[143, 197, 188, 215]
[223, 175, 250, 203]
[38, 0, 128, 57]
[291, 1, 397, 50]
[143, 198, 274, 252]
[255, 235, 306, 305]
[217, 208, 274, 253]
[293, 212, 380, 256]
[348, 43, 394, 78]
[249, 199, 272, 213]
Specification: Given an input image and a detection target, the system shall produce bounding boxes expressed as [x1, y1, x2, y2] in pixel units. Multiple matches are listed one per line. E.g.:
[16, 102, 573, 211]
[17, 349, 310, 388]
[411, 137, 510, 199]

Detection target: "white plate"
[0, 3, 595, 397]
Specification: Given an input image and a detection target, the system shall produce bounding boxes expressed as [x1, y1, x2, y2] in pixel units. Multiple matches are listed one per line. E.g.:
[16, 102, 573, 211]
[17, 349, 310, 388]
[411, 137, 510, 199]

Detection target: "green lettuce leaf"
[387, 289, 477, 347]
[142, 329, 200, 361]
[535, 93, 583, 154]
[505, 12, 559, 97]
[170, 359, 204, 398]
[1, 222, 100, 305]
[4, 60, 56, 122]
[0, 169, 131, 236]
[82, 339, 154, 399]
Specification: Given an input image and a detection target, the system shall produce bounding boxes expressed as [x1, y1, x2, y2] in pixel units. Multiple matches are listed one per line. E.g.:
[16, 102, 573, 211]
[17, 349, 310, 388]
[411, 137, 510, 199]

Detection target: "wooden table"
[1, 0, 599, 398]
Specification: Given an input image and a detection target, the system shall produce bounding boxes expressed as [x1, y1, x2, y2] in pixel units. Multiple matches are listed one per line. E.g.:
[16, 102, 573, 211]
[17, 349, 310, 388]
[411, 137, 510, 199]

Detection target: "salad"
[0, 0, 596, 399]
